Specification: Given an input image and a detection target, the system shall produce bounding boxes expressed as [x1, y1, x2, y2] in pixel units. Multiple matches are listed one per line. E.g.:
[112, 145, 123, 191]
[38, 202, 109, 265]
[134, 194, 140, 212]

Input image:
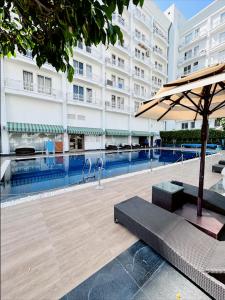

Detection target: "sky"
[154, 0, 215, 19]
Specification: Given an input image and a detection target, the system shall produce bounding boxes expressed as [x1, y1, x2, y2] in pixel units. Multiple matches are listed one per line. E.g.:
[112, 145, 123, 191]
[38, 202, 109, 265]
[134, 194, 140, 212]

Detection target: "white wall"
[67, 105, 102, 128]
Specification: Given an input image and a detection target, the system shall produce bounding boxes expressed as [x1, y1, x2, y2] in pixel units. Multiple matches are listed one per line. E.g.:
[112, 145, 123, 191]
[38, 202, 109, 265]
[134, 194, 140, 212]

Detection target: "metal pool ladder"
[81, 158, 94, 182]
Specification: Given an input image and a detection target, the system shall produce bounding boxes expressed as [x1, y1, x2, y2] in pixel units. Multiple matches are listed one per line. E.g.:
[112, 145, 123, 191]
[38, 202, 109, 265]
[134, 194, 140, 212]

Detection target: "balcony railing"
[179, 30, 207, 48]
[153, 47, 167, 60]
[212, 17, 225, 29]
[67, 93, 102, 107]
[133, 8, 151, 27]
[115, 41, 130, 54]
[105, 102, 130, 113]
[105, 57, 130, 73]
[105, 80, 130, 93]
[112, 13, 130, 32]
[75, 45, 102, 60]
[133, 73, 150, 82]
[4, 78, 62, 99]
[74, 69, 102, 84]
[153, 25, 168, 43]
[178, 49, 206, 65]
[133, 34, 151, 49]
[132, 52, 151, 65]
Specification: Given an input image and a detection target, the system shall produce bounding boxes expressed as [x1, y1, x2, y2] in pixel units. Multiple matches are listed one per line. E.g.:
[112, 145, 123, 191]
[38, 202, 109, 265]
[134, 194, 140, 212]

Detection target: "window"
[37, 75, 52, 94]
[86, 88, 92, 103]
[135, 48, 140, 59]
[86, 64, 92, 79]
[73, 60, 83, 75]
[185, 33, 192, 44]
[135, 66, 140, 76]
[118, 15, 125, 26]
[193, 46, 199, 57]
[141, 86, 145, 96]
[73, 85, 84, 101]
[118, 77, 124, 89]
[142, 52, 145, 61]
[86, 46, 91, 53]
[134, 101, 140, 112]
[117, 97, 124, 110]
[220, 31, 225, 43]
[118, 57, 124, 68]
[184, 65, 191, 75]
[135, 29, 141, 39]
[142, 33, 145, 42]
[23, 71, 33, 91]
[221, 12, 225, 22]
[112, 54, 116, 65]
[193, 61, 199, 71]
[184, 50, 192, 60]
[134, 83, 140, 95]
[194, 28, 199, 38]
[78, 41, 83, 49]
[111, 95, 116, 108]
[111, 75, 116, 86]
[191, 122, 195, 129]
[141, 69, 144, 78]
[181, 123, 188, 129]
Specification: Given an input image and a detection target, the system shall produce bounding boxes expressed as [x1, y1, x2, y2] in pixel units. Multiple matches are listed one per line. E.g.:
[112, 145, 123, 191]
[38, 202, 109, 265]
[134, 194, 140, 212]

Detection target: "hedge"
[160, 129, 225, 144]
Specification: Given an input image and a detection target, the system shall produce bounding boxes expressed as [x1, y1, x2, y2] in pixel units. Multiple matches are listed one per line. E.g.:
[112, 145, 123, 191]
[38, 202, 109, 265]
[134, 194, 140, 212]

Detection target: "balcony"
[153, 25, 168, 45]
[132, 52, 151, 67]
[114, 41, 130, 56]
[133, 34, 151, 50]
[210, 37, 225, 52]
[211, 17, 225, 31]
[105, 57, 130, 74]
[67, 93, 102, 108]
[105, 79, 130, 95]
[112, 13, 130, 34]
[132, 91, 150, 100]
[4, 78, 62, 101]
[153, 46, 167, 61]
[133, 8, 152, 29]
[74, 45, 102, 62]
[133, 73, 150, 84]
[179, 30, 207, 49]
[153, 65, 167, 77]
[74, 69, 103, 86]
[178, 49, 206, 65]
[105, 101, 130, 114]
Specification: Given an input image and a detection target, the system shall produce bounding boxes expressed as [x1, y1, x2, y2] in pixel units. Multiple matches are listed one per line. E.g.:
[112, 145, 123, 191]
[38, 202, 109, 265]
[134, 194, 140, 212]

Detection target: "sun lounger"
[171, 180, 225, 216]
[114, 196, 225, 300]
[212, 164, 224, 174]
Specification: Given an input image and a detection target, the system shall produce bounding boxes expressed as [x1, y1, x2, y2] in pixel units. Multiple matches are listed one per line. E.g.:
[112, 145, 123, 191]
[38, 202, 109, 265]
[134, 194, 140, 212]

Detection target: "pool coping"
[1, 152, 220, 208]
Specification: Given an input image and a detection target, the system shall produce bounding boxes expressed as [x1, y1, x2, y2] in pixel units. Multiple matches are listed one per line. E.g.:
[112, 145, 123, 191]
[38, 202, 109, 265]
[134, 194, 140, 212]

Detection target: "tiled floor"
[61, 241, 211, 300]
[1, 152, 224, 299]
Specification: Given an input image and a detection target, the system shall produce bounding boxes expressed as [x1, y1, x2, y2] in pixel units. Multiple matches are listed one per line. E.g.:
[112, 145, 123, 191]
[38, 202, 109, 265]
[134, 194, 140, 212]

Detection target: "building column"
[0, 58, 10, 154]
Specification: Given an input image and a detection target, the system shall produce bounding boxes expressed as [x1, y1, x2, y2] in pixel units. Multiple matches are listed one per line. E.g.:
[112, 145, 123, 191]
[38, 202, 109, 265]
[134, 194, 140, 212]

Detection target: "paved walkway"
[1, 153, 224, 300]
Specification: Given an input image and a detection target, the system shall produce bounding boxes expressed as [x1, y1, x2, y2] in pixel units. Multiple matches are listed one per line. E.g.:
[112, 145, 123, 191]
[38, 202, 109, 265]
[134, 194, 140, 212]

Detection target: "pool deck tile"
[1, 152, 224, 299]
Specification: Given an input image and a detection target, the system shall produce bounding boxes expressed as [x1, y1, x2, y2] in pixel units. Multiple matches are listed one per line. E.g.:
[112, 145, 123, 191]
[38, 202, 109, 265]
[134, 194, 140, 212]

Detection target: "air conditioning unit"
[106, 79, 113, 86]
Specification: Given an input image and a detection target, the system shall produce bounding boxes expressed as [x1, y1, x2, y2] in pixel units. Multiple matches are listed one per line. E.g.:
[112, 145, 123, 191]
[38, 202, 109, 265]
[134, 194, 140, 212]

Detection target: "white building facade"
[1, 0, 225, 154]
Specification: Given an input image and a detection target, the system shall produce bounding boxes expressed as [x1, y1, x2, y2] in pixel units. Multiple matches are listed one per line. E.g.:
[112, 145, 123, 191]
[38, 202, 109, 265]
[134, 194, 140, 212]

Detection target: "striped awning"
[105, 129, 130, 136]
[7, 122, 64, 134]
[67, 126, 104, 135]
[132, 131, 153, 136]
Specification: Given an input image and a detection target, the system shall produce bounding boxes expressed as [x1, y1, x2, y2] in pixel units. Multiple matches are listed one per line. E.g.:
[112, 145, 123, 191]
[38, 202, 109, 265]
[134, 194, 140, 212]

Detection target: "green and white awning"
[105, 129, 130, 136]
[67, 126, 104, 135]
[7, 122, 64, 134]
[132, 131, 153, 136]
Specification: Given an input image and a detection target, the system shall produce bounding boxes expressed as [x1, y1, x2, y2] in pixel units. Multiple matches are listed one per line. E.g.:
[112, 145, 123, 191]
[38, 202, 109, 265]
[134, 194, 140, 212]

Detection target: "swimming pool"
[1, 149, 213, 202]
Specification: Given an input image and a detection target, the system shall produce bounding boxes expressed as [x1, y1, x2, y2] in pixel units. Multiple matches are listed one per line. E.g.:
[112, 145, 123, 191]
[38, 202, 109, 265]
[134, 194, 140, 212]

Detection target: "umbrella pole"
[197, 113, 209, 217]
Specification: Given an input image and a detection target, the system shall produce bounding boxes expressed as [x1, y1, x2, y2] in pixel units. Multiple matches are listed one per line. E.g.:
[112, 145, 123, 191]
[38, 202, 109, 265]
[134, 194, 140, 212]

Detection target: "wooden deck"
[1, 154, 223, 300]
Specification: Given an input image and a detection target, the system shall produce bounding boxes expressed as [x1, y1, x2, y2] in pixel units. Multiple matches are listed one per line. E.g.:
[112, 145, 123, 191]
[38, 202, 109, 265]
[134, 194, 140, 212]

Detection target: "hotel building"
[1, 0, 225, 154]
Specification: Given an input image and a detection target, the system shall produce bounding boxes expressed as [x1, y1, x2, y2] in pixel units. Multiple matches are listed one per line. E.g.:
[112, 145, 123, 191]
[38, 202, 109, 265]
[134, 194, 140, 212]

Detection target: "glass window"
[182, 123, 188, 129]
[78, 41, 83, 49]
[86, 46, 91, 53]
[185, 33, 192, 44]
[112, 54, 116, 65]
[37, 75, 51, 94]
[45, 77, 52, 94]
[37, 75, 44, 93]
[134, 83, 140, 95]
[111, 95, 116, 107]
[73, 60, 83, 75]
[86, 64, 92, 78]
[184, 50, 192, 60]
[184, 65, 191, 75]
[73, 85, 84, 101]
[118, 57, 124, 68]
[141, 86, 145, 96]
[194, 46, 199, 56]
[86, 88, 92, 103]
[118, 77, 124, 89]
[134, 101, 140, 112]
[191, 122, 195, 129]
[141, 69, 144, 78]
[194, 28, 199, 38]
[23, 71, 33, 91]
[111, 75, 116, 86]
[117, 97, 124, 110]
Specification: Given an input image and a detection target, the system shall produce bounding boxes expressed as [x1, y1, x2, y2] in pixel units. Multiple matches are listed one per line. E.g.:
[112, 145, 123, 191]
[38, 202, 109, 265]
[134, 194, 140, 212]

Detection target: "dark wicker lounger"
[219, 160, 225, 165]
[171, 180, 225, 216]
[212, 164, 224, 174]
[114, 196, 225, 300]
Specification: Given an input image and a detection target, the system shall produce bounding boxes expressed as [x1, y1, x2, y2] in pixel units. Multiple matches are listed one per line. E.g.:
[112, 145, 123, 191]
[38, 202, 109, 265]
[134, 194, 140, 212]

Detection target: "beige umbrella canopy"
[136, 63, 225, 216]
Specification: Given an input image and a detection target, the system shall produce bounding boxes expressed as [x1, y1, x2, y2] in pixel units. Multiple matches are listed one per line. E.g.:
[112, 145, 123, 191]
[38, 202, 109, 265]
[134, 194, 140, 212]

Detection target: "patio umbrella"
[136, 63, 225, 216]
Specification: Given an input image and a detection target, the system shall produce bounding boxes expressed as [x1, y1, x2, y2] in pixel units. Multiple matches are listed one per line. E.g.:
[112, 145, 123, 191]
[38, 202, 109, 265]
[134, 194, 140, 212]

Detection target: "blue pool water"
[1, 149, 213, 202]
